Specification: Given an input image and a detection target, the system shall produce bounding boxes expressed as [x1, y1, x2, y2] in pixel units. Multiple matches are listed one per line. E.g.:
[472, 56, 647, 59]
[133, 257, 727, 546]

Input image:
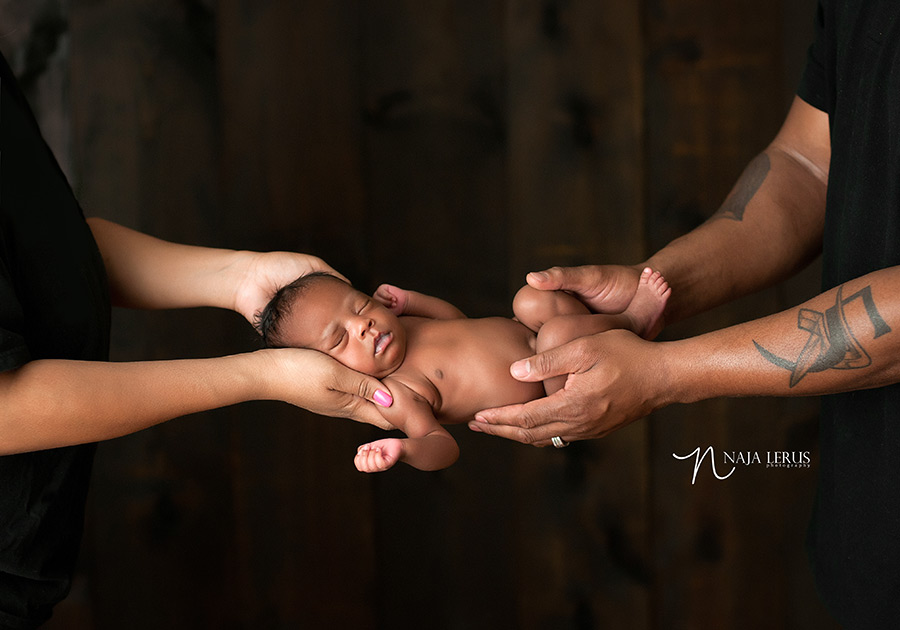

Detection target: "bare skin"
[514, 267, 670, 393]
[467, 97, 900, 448]
[270, 273, 670, 472]
[0, 218, 394, 455]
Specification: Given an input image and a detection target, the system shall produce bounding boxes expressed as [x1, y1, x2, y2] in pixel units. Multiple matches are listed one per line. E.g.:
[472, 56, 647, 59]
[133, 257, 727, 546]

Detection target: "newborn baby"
[257, 270, 669, 472]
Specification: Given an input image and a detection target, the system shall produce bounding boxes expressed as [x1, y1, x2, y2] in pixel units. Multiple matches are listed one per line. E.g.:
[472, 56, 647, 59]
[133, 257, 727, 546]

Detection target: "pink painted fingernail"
[374, 389, 393, 407]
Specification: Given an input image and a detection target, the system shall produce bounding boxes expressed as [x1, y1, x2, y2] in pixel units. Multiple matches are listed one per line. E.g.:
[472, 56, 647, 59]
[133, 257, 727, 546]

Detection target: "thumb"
[341, 370, 393, 409]
[324, 358, 392, 408]
[329, 366, 394, 425]
[509, 341, 587, 383]
[526, 265, 600, 295]
[342, 397, 394, 430]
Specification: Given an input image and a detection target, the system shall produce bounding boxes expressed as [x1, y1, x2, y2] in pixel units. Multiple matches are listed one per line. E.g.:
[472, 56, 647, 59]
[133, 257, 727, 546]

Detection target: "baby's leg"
[535, 269, 670, 394]
[535, 313, 618, 394]
[513, 284, 590, 333]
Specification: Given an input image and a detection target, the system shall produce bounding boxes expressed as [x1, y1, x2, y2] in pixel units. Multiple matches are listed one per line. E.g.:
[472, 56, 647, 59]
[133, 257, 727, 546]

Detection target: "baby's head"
[258, 272, 407, 378]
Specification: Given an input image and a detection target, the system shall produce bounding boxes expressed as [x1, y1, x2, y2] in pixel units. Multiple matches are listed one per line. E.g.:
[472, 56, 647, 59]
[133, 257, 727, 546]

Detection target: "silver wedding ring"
[551, 436, 569, 449]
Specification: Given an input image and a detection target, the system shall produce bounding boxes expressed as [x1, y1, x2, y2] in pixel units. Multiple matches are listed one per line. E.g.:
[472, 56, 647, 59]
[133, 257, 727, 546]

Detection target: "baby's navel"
[434, 369, 444, 380]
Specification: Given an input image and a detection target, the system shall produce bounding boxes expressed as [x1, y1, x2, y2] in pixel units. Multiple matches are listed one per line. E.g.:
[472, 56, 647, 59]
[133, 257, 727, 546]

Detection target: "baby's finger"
[373, 284, 394, 305]
[359, 448, 385, 473]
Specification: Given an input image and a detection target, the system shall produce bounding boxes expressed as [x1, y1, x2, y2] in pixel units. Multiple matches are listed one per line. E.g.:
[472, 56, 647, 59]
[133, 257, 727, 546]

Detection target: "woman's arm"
[87, 217, 342, 323]
[0, 348, 393, 455]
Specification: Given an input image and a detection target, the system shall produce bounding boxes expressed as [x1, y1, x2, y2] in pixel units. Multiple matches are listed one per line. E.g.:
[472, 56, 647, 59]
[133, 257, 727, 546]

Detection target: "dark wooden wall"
[1, 0, 840, 628]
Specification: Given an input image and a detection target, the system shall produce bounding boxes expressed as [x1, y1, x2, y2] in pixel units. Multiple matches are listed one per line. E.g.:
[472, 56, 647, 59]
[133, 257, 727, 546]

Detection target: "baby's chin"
[367, 358, 403, 379]
[331, 353, 402, 379]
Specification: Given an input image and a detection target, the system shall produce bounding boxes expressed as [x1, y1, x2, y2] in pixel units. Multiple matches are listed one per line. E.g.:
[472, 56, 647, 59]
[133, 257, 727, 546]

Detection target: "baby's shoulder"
[383, 369, 441, 411]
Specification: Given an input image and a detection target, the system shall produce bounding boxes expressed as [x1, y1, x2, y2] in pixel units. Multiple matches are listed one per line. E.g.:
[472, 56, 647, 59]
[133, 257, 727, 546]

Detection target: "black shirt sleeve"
[0, 255, 30, 372]
[797, 0, 829, 112]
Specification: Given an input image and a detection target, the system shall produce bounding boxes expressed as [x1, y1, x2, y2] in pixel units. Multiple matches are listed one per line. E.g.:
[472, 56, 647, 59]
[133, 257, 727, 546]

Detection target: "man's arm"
[668, 266, 900, 401]
[472, 266, 900, 445]
[471, 97, 842, 445]
[646, 96, 830, 323]
[522, 96, 831, 327]
[0, 348, 394, 455]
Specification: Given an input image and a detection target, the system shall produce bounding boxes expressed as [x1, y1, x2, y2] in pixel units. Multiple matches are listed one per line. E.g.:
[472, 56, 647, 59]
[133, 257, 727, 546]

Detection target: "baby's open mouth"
[374, 332, 392, 355]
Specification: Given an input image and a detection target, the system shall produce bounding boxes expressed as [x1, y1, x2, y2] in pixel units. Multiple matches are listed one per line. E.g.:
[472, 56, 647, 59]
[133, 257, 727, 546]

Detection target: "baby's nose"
[357, 317, 375, 337]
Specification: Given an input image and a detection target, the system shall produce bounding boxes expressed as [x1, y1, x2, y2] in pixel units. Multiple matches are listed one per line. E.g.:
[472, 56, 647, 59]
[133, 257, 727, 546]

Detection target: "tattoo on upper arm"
[754, 285, 892, 387]
[714, 153, 771, 222]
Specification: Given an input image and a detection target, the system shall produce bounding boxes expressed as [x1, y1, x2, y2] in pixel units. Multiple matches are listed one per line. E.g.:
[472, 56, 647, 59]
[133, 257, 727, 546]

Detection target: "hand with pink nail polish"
[259, 346, 394, 431]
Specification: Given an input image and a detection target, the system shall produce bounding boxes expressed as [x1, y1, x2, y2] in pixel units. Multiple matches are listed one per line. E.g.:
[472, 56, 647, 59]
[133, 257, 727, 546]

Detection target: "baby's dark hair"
[256, 271, 347, 348]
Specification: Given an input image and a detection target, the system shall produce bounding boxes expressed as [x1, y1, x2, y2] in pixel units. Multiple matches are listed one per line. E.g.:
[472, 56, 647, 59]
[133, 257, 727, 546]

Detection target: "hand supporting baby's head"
[257, 272, 407, 378]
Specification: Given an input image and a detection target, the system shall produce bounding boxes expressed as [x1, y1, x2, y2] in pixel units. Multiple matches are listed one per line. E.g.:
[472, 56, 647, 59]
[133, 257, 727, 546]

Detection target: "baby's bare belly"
[404, 317, 544, 422]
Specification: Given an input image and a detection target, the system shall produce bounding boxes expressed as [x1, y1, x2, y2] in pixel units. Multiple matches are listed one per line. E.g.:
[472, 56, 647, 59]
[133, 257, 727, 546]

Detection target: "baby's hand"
[355, 438, 404, 473]
[373, 284, 410, 315]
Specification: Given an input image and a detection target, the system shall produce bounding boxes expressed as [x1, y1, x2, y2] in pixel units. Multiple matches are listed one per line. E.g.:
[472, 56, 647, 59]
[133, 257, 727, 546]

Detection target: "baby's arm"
[355, 378, 459, 473]
[374, 284, 466, 320]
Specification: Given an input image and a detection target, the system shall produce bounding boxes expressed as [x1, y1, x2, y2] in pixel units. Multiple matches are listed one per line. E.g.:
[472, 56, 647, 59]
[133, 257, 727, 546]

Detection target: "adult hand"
[525, 264, 645, 315]
[232, 251, 348, 325]
[262, 347, 394, 429]
[469, 329, 670, 445]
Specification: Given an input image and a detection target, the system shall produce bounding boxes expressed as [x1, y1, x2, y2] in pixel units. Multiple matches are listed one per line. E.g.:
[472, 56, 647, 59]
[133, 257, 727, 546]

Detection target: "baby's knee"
[514, 285, 590, 331]
[513, 285, 554, 331]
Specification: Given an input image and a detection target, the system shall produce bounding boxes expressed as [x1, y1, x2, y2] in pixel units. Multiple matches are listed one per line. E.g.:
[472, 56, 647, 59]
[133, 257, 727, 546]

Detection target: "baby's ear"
[252, 311, 264, 335]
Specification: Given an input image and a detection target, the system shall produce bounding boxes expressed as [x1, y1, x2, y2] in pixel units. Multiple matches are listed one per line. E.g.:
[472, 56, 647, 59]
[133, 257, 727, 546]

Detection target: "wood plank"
[506, 1, 650, 628]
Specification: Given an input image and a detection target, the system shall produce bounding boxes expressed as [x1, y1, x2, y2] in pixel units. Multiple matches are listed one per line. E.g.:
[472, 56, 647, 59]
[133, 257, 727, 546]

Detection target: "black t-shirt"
[798, 1, 900, 626]
[0, 54, 110, 627]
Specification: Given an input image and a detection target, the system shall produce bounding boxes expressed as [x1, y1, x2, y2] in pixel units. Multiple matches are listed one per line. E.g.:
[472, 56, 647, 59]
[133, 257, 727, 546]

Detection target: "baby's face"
[278, 277, 407, 378]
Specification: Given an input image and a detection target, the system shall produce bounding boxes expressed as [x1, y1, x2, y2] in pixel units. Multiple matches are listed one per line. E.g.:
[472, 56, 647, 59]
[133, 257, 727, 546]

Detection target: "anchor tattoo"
[754, 285, 892, 387]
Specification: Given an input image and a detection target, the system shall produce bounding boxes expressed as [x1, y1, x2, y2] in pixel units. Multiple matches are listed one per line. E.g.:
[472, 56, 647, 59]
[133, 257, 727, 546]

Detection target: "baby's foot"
[623, 268, 671, 339]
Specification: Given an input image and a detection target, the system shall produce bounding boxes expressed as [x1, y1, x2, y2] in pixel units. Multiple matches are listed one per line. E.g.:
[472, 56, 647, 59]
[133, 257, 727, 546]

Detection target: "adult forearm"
[645, 145, 826, 323]
[87, 217, 247, 311]
[645, 97, 830, 324]
[663, 266, 900, 405]
[0, 353, 267, 454]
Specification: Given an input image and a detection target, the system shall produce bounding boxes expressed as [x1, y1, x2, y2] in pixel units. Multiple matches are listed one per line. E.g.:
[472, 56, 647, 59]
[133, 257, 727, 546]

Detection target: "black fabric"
[0, 52, 110, 628]
[798, 1, 900, 627]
